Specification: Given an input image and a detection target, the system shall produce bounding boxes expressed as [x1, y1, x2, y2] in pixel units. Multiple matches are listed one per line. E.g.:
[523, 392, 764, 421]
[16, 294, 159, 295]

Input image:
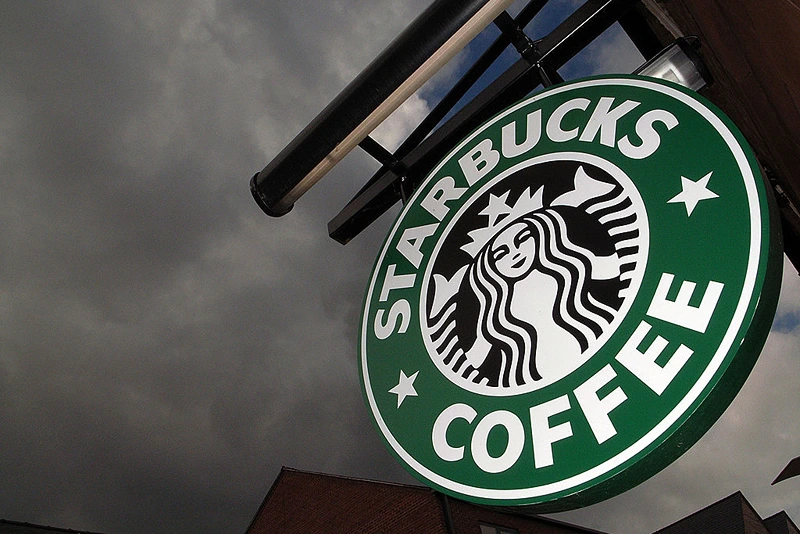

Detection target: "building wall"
[641, 0, 800, 265]
[447, 498, 606, 534]
[246, 469, 448, 534]
[245, 468, 604, 534]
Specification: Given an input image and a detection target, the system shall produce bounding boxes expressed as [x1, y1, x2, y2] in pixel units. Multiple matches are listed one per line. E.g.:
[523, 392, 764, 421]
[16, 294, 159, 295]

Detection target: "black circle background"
[425, 159, 629, 375]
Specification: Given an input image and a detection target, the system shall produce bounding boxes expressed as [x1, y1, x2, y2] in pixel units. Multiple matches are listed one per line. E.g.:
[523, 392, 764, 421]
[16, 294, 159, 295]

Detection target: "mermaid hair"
[467, 207, 615, 388]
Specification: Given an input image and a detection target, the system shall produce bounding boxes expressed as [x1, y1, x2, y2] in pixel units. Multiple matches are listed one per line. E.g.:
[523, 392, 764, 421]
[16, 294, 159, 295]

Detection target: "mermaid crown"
[460, 185, 544, 258]
[460, 166, 613, 258]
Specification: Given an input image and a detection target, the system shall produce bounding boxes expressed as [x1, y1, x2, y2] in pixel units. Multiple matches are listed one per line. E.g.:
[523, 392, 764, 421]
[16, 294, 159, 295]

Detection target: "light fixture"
[250, 0, 516, 217]
[634, 36, 711, 91]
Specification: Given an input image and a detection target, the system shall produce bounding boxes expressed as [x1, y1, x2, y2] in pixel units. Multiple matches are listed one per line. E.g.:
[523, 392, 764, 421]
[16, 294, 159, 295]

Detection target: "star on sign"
[668, 171, 719, 216]
[479, 191, 512, 227]
[389, 370, 419, 408]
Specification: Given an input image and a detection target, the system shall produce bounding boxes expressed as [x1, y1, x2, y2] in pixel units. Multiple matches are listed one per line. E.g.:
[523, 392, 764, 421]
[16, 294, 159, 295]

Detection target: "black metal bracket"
[494, 10, 564, 87]
[329, 0, 645, 244]
[493, 11, 538, 63]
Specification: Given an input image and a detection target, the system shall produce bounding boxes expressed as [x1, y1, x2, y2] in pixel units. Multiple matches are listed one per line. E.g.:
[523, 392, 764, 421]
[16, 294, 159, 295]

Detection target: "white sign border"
[360, 77, 762, 501]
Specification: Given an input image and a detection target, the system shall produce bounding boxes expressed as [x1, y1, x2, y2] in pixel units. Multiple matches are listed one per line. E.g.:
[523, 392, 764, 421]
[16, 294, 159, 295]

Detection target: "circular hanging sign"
[358, 76, 782, 510]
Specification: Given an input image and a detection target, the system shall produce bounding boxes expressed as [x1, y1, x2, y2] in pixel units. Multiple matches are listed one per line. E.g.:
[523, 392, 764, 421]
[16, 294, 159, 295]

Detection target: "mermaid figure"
[427, 165, 639, 391]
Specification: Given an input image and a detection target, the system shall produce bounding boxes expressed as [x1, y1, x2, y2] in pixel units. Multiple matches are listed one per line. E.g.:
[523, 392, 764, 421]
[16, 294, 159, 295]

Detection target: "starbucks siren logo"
[359, 76, 781, 510]
[423, 156, 648, 395]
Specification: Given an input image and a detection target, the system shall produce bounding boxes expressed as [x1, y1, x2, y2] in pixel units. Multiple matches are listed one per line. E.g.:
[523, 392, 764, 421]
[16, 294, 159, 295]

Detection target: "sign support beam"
[330, 0, 642, 244]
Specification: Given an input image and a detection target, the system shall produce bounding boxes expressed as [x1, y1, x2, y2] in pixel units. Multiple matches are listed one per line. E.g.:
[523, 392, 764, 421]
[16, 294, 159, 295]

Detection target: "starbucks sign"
[359, 76, 782, 510]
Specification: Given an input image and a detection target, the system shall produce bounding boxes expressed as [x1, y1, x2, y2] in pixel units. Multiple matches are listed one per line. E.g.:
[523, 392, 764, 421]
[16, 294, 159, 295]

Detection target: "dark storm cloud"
[0, 1, 429, 532]
[1, 1, 798, 534]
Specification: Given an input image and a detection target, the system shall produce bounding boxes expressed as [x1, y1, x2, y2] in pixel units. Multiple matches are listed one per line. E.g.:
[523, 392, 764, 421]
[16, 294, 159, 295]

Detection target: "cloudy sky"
[0, 1, 797, 533]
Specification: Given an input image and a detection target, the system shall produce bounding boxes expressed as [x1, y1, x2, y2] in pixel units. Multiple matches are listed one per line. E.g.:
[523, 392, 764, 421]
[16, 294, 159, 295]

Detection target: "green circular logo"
[359, 76, 782, 510]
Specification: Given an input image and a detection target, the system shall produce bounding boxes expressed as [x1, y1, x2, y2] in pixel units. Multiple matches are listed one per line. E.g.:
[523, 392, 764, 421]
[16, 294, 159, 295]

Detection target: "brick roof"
[653, 492, 781, 534]
[247, 468, 799, 534]
[763, 511, 800, 534]
[0, 519, 107, 534]
[244, 467, 606, 534]
[245, 468, 448, 534]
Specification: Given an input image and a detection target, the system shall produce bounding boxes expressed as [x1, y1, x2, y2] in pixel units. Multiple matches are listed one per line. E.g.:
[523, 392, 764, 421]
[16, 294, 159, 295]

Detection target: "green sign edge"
[356, 75, 784, 511]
